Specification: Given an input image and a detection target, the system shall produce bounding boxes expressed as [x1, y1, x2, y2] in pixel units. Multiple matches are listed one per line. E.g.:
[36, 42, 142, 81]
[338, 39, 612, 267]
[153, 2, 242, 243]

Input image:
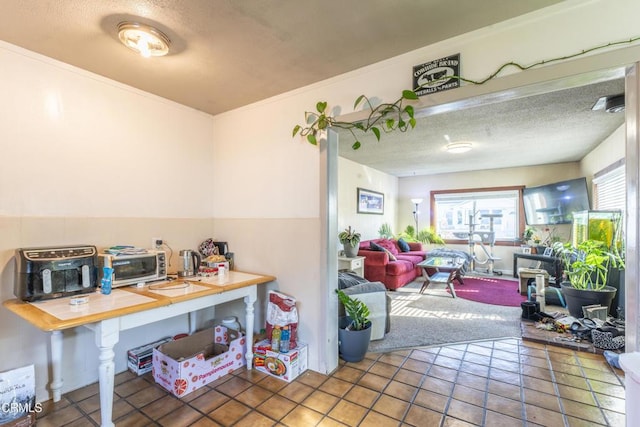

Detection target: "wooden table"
[3, 271, 275, 427]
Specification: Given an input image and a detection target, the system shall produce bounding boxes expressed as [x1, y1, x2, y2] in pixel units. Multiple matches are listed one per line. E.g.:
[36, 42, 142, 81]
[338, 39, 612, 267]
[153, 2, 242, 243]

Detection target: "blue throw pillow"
[397, 238, 411, 252]
[370, 241, 384, 251]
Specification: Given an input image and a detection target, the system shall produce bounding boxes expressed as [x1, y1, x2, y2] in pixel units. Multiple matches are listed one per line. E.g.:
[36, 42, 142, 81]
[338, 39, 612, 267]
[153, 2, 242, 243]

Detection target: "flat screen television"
[523, 177, 590, 225]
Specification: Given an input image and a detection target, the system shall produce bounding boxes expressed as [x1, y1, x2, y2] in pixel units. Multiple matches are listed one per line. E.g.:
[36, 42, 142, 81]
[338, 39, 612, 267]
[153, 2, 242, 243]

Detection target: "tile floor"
[36, 338, 626, 426]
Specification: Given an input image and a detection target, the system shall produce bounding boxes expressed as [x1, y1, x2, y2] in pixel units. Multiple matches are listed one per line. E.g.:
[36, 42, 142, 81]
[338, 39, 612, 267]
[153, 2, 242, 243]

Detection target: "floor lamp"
[411, 198, 423, 233]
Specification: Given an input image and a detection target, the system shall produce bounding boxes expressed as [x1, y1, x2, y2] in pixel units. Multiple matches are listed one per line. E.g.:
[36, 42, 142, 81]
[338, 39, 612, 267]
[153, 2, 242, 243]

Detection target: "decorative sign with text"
[413, 54, 460, 96]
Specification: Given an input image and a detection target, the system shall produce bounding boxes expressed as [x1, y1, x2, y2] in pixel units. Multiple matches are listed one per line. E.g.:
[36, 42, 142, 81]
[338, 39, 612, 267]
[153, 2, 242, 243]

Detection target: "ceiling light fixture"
[592, 93, 625, 113]
[118, 22, 170, 57]
[446, 141, 473, 153]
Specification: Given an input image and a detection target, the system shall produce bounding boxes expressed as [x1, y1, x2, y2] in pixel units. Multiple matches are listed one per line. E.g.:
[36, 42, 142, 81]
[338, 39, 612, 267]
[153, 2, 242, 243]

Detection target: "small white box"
[0, 365, 36, 426]
[252, 340, 308, 383]
[127, 337, 173, 376]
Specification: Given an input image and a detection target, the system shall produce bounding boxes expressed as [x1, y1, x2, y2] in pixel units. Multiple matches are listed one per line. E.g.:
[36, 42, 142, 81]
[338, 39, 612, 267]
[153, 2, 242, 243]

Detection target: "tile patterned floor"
[36, 338, 626, 426]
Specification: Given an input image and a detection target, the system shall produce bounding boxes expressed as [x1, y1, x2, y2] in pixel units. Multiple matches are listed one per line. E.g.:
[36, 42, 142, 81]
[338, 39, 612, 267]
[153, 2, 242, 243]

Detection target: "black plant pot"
[338, 317, 372, 362]
[560, 282, 617, 318]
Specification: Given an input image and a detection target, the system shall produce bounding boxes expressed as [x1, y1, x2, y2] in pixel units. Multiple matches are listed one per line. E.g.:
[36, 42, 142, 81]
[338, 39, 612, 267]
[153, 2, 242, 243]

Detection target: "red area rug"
[450, 276, 527, 307]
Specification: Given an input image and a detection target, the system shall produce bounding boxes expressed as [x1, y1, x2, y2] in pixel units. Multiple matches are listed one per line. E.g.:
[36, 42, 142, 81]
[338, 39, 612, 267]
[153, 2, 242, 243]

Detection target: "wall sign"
[413, 54, 460, 96]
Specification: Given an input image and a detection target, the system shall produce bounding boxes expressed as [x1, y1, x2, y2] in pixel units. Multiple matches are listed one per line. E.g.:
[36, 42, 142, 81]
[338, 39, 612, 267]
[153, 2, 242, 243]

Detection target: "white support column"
[626, 62, 639, 352]
[50, 330, 63, 402]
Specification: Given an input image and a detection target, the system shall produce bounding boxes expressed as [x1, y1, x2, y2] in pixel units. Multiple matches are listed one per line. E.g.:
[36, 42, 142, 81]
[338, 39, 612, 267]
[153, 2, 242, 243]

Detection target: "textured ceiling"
[337, 78, 626, 177]
[0, 0, 562, 115]
[1, 0, 618, 177]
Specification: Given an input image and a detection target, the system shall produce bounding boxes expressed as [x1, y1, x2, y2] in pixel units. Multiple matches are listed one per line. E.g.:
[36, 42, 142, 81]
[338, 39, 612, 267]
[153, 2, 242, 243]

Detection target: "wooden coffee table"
[417, 256, 465, 297]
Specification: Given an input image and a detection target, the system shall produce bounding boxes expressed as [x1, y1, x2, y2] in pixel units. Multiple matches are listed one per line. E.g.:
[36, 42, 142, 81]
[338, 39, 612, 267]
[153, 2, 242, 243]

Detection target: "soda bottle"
[280, 326, 290, 353]
[271, 326, 281, 352]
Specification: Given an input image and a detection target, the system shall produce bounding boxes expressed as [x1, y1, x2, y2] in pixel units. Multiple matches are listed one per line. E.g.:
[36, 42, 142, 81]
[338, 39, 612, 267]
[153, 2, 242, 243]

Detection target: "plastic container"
[221, 316, 241, 331]
[271, 326, 281, 352]
[280, 326, 290, 353]
[101, 267, 113, 295]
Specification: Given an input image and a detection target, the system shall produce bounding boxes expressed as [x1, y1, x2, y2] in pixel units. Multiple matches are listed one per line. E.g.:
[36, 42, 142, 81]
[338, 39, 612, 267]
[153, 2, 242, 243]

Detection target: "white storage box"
[0, 365, 36, 426]
[153, 326, 246, 397]
[127, 336, 173, 375]
[253, 340, 308, 383]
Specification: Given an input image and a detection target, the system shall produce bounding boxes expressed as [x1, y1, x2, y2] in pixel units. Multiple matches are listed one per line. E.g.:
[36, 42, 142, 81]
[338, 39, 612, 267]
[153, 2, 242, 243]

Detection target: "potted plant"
[553, 239, 624, 317]
[397, 225, 444, 248]
[378, 223, 393, 239]
[336, 289, 371, 362]
[339, 226, 361, 258]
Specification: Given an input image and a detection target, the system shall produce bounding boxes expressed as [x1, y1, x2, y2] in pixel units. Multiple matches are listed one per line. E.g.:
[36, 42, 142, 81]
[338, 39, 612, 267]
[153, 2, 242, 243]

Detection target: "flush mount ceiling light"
[118, 22, 170, 57]
[445, 141, 473, 153]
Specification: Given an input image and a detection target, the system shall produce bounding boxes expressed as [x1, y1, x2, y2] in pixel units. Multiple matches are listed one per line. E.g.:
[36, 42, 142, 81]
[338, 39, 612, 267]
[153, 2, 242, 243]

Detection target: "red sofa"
[357, 239, 427, 290]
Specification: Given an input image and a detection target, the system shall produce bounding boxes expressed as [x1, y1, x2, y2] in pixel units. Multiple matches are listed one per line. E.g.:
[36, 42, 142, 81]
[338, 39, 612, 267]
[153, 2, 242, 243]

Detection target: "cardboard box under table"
[128, 336, 173, 376]
[153, 327, 246, 398]
[0, 365, 36, 427]
[253, 339, 308, 382]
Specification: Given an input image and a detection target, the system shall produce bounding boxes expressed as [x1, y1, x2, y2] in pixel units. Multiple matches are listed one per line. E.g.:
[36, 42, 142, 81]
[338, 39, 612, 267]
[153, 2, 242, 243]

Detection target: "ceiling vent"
[592, 94, 625, 113]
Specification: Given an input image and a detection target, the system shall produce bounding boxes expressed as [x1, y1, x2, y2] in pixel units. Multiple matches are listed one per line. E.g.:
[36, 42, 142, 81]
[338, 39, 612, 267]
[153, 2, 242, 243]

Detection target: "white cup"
[218, 266, 226, 276]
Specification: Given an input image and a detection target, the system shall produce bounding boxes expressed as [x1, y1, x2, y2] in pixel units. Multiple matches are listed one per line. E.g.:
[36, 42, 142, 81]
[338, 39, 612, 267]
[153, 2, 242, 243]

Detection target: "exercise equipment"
[466, 212, 502, 275]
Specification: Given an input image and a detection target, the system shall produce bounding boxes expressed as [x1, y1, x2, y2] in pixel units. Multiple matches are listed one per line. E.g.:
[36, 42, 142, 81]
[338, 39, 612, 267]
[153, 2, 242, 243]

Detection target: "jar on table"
[221, 316, 241, 332]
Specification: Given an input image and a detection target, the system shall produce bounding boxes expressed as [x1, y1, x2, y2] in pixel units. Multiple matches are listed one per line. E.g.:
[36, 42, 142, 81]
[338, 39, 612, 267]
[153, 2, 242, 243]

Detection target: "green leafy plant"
[293, 92, 418, 150]
[398, 225, 444, 245]
[338, 226, 361, 248]
[553, 239, 625, 290]
[378, 223, 393, 239]
[336, 289, 370, 331]
[522, 226, 535, 244]
[293, 37, 640, 150]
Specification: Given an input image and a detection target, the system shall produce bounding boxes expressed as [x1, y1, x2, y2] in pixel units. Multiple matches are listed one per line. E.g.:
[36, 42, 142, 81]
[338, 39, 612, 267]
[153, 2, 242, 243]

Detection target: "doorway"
[323, 52, 640, 374]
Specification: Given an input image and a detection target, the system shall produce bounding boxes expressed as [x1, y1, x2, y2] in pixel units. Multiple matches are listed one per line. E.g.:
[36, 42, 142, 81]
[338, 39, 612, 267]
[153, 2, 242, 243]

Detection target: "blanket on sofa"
[426, 248, 472, 275]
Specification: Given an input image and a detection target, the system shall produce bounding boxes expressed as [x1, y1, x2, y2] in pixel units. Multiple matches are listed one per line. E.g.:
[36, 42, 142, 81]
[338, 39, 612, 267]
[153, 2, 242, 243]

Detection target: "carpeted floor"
[368, 278, 522, 353]
[451, 275, 527, 307]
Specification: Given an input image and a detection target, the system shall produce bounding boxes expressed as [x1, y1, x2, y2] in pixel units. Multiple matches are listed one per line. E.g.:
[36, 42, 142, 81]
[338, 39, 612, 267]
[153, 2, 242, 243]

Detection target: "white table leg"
[50, 330, 63, 402]
[189, 311, 197, 334]
[244, 286, 257, 369]
[93, 318, 119, 427]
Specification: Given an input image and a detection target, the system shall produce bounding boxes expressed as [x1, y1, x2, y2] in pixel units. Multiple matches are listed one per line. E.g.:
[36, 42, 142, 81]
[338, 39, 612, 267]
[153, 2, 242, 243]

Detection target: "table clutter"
[251, 290, 308, 382]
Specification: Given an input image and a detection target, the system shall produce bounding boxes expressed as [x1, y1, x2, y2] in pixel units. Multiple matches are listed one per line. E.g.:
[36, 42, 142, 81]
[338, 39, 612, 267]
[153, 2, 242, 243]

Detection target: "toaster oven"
[98, 250, 167, 287]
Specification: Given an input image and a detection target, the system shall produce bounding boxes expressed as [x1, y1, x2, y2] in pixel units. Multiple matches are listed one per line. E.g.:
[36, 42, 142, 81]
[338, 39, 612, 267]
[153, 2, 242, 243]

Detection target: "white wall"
[398, 162, 581, 273]
[0, 41, 216, 400]
[212, 0, 640, 376]
[2, 0, 640, 403]
[338, 158, 398, 241]
[581, 125, 626, 178]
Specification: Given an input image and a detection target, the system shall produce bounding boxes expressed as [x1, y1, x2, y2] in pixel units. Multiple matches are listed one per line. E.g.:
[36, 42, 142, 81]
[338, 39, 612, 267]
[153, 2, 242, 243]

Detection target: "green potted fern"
[336, 289, 371, 362]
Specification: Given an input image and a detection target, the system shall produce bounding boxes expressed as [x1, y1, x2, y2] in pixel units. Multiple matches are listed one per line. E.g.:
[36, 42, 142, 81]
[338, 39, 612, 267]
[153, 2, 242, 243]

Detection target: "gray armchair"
[338, 271, 390, 340]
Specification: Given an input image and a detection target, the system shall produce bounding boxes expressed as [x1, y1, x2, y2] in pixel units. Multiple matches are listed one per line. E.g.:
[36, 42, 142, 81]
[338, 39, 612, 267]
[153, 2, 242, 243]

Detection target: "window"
[593, 160, 625, 212]
[432, 186, 523, 243]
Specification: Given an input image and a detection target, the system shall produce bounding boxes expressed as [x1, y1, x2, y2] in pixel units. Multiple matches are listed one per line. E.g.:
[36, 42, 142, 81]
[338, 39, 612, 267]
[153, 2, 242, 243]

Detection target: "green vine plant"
[293, 36, 640, 150]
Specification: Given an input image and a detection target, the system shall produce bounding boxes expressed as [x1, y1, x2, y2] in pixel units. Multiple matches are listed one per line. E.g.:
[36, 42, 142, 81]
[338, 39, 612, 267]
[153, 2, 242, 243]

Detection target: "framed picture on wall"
[357, 188, 384, 214]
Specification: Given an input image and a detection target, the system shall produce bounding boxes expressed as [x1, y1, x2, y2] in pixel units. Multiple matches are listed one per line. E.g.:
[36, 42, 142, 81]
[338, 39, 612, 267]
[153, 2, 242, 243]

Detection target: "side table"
[338, 255, 365, 277]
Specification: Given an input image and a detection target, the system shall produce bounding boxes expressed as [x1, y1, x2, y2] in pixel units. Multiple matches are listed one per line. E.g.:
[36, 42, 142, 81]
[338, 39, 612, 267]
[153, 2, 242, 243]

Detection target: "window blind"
[593, 166, 625, 211]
